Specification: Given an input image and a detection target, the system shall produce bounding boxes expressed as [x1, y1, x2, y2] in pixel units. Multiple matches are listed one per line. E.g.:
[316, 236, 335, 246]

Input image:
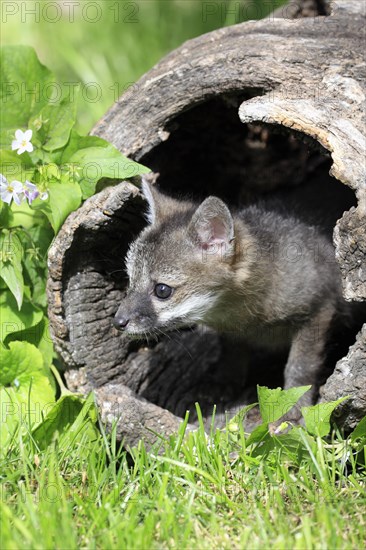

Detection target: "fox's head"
[113, 176, 242, 337]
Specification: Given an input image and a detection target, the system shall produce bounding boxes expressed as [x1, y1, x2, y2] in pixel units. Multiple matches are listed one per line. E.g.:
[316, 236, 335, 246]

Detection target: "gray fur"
[115, 181, 347, 417]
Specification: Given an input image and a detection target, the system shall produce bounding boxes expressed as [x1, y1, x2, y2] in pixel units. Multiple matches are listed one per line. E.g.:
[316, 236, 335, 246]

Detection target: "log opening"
[138, 108, 362, 416]
[48, 0, 366, 445]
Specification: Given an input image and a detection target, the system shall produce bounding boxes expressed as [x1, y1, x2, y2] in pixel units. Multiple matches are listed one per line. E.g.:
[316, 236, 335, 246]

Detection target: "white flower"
[12, 129, 34, 155]
[0, 176, 24, 205]
[23, 181, 39, 204]
[23, 181, 49, 204]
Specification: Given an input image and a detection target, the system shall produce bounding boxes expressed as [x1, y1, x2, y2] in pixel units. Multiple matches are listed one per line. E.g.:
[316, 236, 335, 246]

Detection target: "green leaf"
[7, 199, 41, 231]
[5, 317, 54, 372]
[258, 385, 311, 424]
[0, 45, 55, 129]
[351, 415, 366, 442]
[36, 318, 54, 369]
[19, 224, 52, 308]
[302, 397, 349, 437]
[0, 230, 24, 309]
[0, 202, 13, 227]
[0, 341, 54, 400]
[29, 90, 79, 151]
[0, 150, 35, 183]
[32, 393, 98, 449]
[60, 131, 149, 198]
[0, 290, 43, 342]
[0, 341, 56, 454]
[32, 180, 82, 233]
[0, 389, 20, 453]
[26, 223, 53, 256]
[350, 416, 366, 459]
[245, 423, 269, 446]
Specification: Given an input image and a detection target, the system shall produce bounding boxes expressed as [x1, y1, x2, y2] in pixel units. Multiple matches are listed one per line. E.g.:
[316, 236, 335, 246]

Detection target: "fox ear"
[141, 173, 160, 224]
[141, 173, 194, 225]
[188, 196, 235, 255]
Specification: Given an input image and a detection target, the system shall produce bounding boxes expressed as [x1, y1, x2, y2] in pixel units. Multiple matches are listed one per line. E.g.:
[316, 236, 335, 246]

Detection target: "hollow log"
[47, 0, 366, 445]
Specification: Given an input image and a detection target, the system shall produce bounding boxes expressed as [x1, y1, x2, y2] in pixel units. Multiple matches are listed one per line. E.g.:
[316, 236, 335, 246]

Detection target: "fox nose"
[113, 315, 130, 331]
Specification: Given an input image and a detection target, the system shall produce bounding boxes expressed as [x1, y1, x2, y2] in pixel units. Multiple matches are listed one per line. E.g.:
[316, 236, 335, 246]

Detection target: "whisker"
[157, 326, 194, 360]
[107, 268, 127, 276]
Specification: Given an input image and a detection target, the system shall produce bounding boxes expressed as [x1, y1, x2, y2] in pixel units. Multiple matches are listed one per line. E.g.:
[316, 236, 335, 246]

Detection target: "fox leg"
[282, 301, 336, 422]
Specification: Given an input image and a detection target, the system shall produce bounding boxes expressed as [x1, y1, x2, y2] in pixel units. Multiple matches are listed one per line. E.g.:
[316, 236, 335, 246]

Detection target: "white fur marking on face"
[158, 293, 218, 324]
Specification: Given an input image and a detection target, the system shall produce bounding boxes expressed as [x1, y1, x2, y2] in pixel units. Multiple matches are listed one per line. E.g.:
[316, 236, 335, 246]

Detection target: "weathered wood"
[48, 0, 366, 444]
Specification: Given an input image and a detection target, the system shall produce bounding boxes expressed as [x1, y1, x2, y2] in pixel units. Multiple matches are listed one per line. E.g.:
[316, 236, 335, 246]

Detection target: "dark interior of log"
[137, 93, 361, 419]
[141, 93, 356, 236]
[62, 92, 362, 424]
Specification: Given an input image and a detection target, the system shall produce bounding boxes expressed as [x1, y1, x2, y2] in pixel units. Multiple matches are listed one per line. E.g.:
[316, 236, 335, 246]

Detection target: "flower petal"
[0, 191, 13, 204]
[12, 140, 20, 150]
[15, 129, 24, 141]
[12, 180, 24, 192]
[25, 180, 37, 191]
[0, 174, 7, 184]
[13, 193, 23, 206]
[17, 146, 25, 155]
[25, 142, 34, 153]
[24, 129, 33, 141]
[25, 189, 39, 204]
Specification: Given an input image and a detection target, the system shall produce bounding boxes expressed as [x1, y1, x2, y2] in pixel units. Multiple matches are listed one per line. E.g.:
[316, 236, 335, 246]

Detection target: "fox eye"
[154, 283, 173, 299]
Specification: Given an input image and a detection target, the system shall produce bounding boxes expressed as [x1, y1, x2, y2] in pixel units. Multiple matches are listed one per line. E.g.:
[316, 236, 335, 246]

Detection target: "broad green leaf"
[0, 230, 24, 309]
[247, 422, 315, 463]
[351, 415, 366, 442]
[0, 290, 43, 342]
[0, 150, 35, 183]
[0, 341, 54, 401]
[258, 385, 311, 424]
[0, 341, 56, 454]
[69, 144, 147, 179]
[255, 427, 315, 463]
[0, 255, 23, 309]
[32, 393, 98, 449]
[29, 90, 79, 151]
[35, 318, 54, 369]
[302, 397, 349, 437]
[0, 45, 55, 128]
[32, 180, 82, 233]
[350, 416, 366, 459]
[26, 223, 53, 256]
[60, 131, 149, 198]
[0, 389, 20, 453]
[9, 200, 45, 230]
[19, 224, 51, 308]
[5, 317, 54, 373]
[245, 422, 269, 446]
[59, 131, 115, 162]
[0, 202, 13, 227]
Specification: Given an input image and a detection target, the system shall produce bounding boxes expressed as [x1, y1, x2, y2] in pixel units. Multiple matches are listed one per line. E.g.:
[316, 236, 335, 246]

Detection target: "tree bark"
[47, 0, 366, 445]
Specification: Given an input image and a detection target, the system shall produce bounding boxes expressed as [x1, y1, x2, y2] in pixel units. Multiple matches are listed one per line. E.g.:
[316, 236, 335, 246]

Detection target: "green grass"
[1, 411, 365, 549]
[3, 3, 362, 548]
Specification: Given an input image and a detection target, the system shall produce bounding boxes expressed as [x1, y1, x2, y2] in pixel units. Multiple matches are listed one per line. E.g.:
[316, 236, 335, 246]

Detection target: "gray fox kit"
[114, 176, 348, 419]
